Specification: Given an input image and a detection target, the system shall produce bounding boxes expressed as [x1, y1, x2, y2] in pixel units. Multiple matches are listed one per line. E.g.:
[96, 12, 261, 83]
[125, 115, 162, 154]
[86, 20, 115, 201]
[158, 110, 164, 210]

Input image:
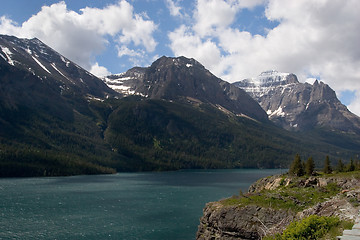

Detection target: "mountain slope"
[103, 56, 268, 122]
[0, 35, 115, 98]
[0, 35, 122, 177]
[104, 96, 358, 170]
[0, 34, 119, 121]
[234, 70, 360, 133]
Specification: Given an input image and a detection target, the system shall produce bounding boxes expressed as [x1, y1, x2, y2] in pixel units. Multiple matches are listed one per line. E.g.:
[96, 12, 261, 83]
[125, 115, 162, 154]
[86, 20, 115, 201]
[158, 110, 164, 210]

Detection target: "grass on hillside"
[221, 171, 360, 212]
[221, 181, 340, 212]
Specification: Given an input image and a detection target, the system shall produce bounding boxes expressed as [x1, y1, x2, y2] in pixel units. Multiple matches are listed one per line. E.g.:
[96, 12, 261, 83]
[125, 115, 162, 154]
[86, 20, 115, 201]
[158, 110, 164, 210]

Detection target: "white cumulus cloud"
[348, 92, 360, 116]
[90, 62, 111, 78]
[169, 25, 223, 75]
[194, 0, 238, 37]
[168, 0, 360, 116]
[165, 0, 183, 17]
[0, 1, 157, 71]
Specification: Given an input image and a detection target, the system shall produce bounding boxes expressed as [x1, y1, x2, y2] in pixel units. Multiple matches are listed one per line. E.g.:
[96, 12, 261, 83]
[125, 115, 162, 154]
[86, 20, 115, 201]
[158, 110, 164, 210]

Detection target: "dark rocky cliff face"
[234, 71, 360, 133]
[197, 203, 295, 240]
[104, 56, 269, 122]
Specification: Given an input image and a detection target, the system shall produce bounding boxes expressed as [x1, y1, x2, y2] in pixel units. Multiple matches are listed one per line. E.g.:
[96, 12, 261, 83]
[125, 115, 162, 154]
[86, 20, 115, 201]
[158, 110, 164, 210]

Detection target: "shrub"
[265, 215, 340, 240]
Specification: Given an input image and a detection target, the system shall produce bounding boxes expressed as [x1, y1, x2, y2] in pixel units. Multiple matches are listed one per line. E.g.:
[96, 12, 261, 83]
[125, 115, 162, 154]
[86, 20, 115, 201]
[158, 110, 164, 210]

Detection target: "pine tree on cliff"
[305, 157, 315, 176]
[323, 156, 332, 174]
[356, 160, 360, 171]
[347, 158, 355, 172]
[336, 159, 345, 172]
[289, 154, 304, 176]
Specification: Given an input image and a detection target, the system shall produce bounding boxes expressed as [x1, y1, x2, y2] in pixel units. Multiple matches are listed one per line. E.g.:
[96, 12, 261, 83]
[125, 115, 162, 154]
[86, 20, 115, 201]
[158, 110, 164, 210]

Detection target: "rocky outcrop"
[299, 189, 360, 222]
[249, 174, 360, 192]
[197, 203, 295, 240]
[197, 174, 360, 240]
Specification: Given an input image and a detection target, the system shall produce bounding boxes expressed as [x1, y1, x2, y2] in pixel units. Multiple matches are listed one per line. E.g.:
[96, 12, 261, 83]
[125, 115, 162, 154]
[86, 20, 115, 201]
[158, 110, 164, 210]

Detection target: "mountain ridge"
[103, 56, 268, 122]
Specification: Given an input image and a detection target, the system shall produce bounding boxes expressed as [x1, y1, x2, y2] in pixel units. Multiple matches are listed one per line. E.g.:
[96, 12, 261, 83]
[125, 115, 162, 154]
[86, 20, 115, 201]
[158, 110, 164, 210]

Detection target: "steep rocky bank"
[197, 172, 360, 240]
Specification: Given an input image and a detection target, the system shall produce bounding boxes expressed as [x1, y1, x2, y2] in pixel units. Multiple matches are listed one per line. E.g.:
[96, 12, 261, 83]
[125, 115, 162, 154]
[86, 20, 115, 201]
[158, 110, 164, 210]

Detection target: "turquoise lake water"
[0, 169, 284, 239]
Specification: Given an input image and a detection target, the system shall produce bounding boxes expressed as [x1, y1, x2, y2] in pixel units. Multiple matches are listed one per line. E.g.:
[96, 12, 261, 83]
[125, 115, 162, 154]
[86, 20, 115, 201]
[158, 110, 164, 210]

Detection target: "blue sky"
[1, 0, 360, 115]
[0, 0, 279, 75]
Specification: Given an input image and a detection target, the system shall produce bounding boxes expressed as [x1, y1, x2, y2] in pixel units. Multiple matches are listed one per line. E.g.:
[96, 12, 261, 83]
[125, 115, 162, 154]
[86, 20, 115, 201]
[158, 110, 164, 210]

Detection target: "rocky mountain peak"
[103, 56, 269, 121]
[310, 80, 338, 102]
[257, 70, 298, 85]
[233, 71, 360, 133]
[150, 56, 204, 70]
[234, 70, 298, 100]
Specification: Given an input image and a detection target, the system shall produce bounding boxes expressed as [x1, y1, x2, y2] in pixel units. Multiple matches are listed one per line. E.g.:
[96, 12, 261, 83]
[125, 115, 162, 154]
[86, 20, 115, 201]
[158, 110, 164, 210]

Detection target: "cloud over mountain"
[168, 0, 360, 115]
[0, 0, 157, 75]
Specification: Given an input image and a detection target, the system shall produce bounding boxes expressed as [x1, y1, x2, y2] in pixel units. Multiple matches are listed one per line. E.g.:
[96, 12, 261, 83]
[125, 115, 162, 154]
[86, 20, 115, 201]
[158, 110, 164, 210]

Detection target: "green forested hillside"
[1, 96, 359, 177]
[0, 98, 118, 177]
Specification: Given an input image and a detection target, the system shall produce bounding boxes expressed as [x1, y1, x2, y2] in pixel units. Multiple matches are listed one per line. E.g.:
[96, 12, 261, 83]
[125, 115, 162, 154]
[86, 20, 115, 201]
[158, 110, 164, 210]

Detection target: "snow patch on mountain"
[0, 46, 15, 66]
[32, 56, 51, 74]
[102, 74, 137, 95]
[60, 56, 71, 67]
[25, 48, 32, 55]
[267, 106, 286, 118]
[50, 63, 73, 83]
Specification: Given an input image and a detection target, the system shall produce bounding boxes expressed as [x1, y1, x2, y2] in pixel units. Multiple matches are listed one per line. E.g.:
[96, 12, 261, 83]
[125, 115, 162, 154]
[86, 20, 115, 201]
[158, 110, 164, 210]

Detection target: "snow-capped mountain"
[103, 56, 268, 122]
[235, 70, 299, 100]
[0, 34, 115, 99]
[233, 71, 360, 133]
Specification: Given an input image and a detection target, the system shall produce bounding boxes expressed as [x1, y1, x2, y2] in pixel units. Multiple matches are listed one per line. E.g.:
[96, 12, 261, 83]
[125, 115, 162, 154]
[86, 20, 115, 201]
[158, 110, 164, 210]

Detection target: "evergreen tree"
[323, 156, 332, 174]
[302, 161, 306, 174]
[289, 154, 304, 177]
[356, 160, 360, 171]
[336, 159, 345, 172]
[347, 158, 355, 172]
[305, 157, 315, 176]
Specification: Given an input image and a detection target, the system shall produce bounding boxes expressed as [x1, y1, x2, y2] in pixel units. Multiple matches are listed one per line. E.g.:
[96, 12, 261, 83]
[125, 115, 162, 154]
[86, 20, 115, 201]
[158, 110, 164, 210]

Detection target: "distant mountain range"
[1, 34, 359, 177]
[234, 70, 360, 134]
